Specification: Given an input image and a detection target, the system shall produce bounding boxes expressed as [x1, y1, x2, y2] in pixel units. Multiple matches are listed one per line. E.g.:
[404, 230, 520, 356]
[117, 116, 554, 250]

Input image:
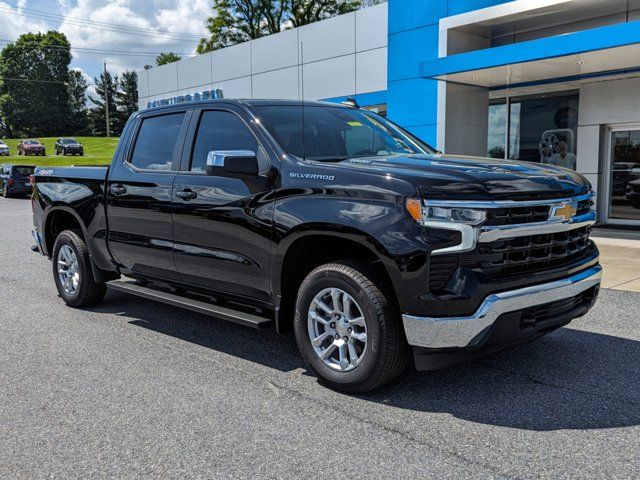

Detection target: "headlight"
[423, 206, 486, 225]
[405, 198, 486, 226]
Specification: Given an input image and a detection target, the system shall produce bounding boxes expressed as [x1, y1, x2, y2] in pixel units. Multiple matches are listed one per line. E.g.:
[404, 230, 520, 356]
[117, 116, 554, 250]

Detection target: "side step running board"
[107, 280, 271, 329]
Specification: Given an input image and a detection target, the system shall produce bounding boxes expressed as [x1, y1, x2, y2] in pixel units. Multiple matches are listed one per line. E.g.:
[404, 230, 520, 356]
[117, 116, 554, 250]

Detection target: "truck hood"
[337, 154, 590, 199]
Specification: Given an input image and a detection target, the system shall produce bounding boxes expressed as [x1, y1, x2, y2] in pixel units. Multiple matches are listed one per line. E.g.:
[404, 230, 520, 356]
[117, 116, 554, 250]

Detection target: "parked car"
[17, 140, 45, 156]
[31, 99, 601, 393]
[1, 164, 35, 197]
[55, 138, 84, 156]
[626, 179, 640, 208]
[0, 140, 9, 156]
[611, 162, 640, 196]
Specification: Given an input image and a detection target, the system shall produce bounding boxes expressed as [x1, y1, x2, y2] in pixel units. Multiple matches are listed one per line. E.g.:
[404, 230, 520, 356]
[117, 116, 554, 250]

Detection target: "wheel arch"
[273, 226, 401, 333]
[43, 207, 117, 283]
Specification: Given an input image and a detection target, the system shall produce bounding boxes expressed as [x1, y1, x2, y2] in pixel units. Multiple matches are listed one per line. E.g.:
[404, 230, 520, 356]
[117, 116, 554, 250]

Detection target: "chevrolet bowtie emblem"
[551, 202, 577, 221]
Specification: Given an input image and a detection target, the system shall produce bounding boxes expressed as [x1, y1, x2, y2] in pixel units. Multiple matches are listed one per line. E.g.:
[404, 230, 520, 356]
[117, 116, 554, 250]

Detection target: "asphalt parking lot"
[1, 197, 639, 479]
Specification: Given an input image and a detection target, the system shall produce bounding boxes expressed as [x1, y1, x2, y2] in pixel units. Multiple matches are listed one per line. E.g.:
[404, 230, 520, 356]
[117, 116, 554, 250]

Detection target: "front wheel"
[294, 262, 409, 393]
[52, 230, 106, 307]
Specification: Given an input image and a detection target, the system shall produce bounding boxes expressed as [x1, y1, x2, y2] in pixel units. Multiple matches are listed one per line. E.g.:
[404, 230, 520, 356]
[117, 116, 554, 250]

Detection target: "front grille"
[486, 206, 549, 226]
[429, 226, 595, 292]
[485, 198, 592, 226]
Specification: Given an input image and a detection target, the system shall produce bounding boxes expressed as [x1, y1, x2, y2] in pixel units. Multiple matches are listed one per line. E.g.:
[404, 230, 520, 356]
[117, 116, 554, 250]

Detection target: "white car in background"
[0, 140, 9, 156]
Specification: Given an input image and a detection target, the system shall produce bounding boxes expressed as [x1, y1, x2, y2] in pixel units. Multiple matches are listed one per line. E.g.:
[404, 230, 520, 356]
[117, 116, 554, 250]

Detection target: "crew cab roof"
[139, 98, 351, 114]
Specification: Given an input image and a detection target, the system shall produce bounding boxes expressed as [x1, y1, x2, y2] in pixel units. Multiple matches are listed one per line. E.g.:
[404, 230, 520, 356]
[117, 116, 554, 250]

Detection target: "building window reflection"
[609, 130, 640, 221]
[487, 91, 579, 171]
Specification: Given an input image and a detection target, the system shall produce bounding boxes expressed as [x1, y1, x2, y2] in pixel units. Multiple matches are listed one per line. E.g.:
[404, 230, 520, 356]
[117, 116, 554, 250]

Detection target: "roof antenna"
[341, 97, 360, 109]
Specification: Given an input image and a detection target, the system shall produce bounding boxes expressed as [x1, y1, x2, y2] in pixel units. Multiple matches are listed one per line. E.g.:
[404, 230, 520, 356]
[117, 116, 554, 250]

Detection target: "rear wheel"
[294, 261, 409, 393]
[2, 183, 10, 198]
[52, 230, 106, 307]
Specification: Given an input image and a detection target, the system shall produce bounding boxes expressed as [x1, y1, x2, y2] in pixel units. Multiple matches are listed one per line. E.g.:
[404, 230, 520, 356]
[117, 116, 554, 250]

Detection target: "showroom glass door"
[606, 127, 640, 225]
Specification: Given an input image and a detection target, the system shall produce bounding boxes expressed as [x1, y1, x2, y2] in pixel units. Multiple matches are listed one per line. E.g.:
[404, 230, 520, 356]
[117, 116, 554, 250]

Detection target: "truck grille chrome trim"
[426, 193, 596, 255]
[478, 211, 596, 243]
[423, 192, 594, 209]
[402, 265, 602, 349]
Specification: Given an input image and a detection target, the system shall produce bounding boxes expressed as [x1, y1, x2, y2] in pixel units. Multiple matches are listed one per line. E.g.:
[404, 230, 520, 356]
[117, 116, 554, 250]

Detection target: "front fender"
[272, 193, 436, 312]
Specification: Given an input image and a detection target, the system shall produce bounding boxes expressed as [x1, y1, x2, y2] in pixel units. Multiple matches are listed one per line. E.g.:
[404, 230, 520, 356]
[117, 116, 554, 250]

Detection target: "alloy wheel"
[307, 287, 368, 372]
[57, 245, 80, 295]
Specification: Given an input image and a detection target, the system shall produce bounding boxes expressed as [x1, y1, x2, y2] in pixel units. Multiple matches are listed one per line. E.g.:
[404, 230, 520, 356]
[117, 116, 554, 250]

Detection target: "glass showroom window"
[608, 130, 640, 222]
[487, 91, 579, 170]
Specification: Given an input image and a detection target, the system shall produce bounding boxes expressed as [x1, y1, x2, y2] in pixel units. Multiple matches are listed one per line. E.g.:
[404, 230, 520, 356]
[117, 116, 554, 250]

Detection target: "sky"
[0, 0, 211, 98]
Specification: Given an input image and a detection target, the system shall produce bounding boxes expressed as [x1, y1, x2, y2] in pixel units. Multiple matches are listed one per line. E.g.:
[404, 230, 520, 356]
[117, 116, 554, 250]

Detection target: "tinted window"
[14, 167, 35, 175]
[190, 110, 265, 172]
[130, 113, 185, 170]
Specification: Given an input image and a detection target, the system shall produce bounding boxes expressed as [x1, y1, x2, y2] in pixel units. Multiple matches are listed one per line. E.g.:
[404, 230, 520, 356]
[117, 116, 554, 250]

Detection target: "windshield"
[24, 140, 39, 145]
[61, 138, 77, 144]
[255, 105, 436, 161]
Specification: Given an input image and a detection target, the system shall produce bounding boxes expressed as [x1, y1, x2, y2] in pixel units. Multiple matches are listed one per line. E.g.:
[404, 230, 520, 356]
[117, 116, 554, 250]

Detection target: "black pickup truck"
[32, 99, 602, 392]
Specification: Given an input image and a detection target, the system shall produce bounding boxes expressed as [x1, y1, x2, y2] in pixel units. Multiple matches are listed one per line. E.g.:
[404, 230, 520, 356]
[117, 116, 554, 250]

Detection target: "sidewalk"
[592, 234, 640, 292]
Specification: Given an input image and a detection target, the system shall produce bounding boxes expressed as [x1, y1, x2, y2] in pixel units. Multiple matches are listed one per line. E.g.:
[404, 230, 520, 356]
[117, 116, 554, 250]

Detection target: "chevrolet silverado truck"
[31, 99, 602, 393]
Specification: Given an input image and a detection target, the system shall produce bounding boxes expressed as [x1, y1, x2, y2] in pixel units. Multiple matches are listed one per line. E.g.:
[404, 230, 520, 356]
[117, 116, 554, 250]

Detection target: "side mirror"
[206, 150, 258, 176]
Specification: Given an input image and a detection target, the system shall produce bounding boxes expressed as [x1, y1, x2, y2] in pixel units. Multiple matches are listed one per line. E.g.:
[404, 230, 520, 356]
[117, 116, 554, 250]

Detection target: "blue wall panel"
[388, 0, 447, 34]
[446, 0, 509, 16]
[387, 78, 438, 128]
[388, 24, 439, 82]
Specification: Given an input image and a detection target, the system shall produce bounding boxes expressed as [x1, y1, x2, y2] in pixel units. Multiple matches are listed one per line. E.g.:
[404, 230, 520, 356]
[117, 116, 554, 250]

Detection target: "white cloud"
[0, 2, 50, 40]
[59, 0, 210, 74]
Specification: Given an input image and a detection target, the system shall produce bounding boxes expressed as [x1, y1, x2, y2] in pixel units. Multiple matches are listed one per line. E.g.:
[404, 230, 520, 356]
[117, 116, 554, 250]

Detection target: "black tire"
[2, 183, 11, 198]
[294, 261, 409, 393]
[52, 230, 106, 307]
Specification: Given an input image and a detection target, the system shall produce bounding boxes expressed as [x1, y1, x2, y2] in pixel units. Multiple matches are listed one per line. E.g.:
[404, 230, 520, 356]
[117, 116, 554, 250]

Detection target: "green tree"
[0, 31, 74, 136]
[288, 0, 361, 28]
[68, 69, 89, 134]
[197, 0, 360, 53]
[88, 70, 119, 136]
[156, 52, 182, 66]
[197, 0, 266, 53]
[116, 70, 138, 126]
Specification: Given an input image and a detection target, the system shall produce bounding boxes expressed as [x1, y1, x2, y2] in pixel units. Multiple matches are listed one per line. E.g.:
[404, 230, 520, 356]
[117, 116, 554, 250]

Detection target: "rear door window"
[129, 112, 185, 171]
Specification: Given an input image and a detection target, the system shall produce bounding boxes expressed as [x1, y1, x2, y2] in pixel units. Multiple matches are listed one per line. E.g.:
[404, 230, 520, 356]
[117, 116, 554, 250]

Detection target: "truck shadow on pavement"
[95, 291, 640, 432]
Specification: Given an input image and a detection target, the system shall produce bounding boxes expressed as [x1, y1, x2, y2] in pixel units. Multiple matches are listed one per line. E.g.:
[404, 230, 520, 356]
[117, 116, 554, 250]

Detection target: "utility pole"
[104, 61, 110, 138]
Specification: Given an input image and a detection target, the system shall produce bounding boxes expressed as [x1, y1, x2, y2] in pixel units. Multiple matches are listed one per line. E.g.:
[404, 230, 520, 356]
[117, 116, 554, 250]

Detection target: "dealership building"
[137, 0, 640, 227]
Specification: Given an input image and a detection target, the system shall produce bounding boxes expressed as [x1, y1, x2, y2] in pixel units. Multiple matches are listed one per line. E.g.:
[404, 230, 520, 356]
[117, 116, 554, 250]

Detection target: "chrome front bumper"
[402, 265, 602, 349]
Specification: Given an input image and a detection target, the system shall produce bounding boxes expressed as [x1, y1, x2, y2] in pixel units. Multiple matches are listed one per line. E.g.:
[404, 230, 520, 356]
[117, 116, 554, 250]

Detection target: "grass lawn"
[0, 136, 118, 166]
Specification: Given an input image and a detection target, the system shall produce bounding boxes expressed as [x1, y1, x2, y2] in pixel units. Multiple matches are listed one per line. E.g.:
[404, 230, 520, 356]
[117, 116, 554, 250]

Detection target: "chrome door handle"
[110, 184, 127, 195]
[175, 189, 197, 200]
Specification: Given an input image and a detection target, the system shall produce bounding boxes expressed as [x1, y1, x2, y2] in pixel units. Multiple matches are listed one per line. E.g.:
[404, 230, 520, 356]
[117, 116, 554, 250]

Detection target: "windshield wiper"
[305, 156, 350, 162]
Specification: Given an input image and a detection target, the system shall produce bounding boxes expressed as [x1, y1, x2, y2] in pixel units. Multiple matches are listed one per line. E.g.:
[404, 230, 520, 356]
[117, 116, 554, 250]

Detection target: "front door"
[605, 128, 640, 225]
[106, 110, 190, 280]
[171, 108, 275, 305]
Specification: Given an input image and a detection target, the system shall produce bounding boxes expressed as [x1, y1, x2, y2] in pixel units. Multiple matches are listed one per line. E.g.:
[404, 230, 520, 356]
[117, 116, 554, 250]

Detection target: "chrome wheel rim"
[57, 245, 80, 295]
[307, 287, 367, 372]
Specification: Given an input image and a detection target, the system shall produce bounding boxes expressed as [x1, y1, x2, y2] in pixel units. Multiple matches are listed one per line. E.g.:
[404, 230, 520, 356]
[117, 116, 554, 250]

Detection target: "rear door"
[106, 109, 191, 280]
[171, 107, 276, 305]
